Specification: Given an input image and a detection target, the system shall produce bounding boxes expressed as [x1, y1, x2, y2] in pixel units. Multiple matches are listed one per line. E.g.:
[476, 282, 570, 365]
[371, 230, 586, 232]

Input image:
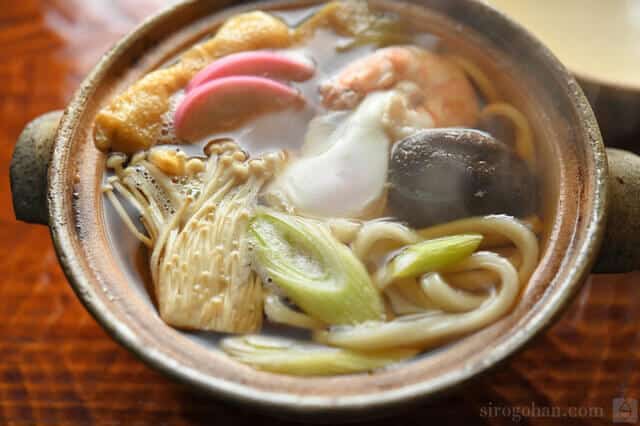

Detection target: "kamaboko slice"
[174, 76, 305, 141]
[187, 51, 314, 92]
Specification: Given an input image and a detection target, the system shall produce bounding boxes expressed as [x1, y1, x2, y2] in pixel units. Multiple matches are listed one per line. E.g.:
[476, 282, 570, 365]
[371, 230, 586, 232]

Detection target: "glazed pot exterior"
[9, 0, 640, 420]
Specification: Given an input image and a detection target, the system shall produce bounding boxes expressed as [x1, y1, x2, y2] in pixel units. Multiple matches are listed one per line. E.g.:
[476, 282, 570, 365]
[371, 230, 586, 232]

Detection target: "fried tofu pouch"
[93, 1, 374, 154]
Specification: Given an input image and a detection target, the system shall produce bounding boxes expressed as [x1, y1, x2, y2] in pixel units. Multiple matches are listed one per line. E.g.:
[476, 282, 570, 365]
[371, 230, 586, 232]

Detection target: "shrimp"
[320, 46, 479, 129]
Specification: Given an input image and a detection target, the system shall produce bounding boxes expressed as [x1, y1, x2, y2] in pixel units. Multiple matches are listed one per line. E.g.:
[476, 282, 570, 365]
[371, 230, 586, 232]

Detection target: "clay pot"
[9, 0, 640, 420]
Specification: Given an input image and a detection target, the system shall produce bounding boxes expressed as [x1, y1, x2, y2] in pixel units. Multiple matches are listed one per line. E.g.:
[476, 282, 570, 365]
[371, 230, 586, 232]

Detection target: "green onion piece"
[222, 335, 417, 376]
[390, 234, 483, 280]
[249, 210, 385, 325]
[337, 15, 413, 52]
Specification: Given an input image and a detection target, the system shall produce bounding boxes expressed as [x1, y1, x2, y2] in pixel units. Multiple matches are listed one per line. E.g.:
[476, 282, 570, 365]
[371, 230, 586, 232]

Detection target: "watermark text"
[480, 402, 605, 423]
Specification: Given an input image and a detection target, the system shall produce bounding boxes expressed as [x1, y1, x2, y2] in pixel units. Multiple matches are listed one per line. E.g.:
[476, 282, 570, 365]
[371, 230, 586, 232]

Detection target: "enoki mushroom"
[103, 142, 284, 332]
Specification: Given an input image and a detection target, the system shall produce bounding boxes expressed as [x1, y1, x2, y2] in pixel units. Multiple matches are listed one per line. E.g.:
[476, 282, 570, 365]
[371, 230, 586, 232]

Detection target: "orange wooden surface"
[1, 1, 639, 425]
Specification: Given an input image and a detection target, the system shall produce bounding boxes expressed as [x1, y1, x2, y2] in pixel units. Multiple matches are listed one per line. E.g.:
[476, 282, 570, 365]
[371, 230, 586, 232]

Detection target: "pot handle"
[593, 148, 640, 273]
[10, 111, 63, 225]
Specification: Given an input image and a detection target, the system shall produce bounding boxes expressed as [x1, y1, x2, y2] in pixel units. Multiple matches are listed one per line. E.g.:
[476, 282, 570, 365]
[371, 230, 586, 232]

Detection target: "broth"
[99, 0, 546, 376]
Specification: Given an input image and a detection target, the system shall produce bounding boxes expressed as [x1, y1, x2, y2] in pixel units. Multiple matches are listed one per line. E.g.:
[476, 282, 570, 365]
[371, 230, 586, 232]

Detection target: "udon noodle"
[99, 0, 541, 376]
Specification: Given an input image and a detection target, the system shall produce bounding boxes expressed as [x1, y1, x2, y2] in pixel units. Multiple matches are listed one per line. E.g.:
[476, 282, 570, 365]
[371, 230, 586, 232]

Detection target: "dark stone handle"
[593, 148, 640, 273]
[10, 111, 63, 225]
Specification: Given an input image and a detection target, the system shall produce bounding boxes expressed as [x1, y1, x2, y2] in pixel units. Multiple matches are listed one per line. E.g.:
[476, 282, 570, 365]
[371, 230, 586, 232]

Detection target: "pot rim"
[46, 0, 608, 415]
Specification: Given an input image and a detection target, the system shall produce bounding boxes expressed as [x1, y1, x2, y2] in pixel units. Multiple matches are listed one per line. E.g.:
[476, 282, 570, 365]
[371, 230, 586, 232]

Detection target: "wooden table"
[1, 1, 638, 425]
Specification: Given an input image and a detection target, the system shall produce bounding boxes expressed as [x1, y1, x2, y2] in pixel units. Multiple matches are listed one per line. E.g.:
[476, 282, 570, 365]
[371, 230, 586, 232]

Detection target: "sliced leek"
[264, 294, 326, 330]
[249, 210, 385, 325]
[389, 234, 483, 279]
[222, 335, 416, 376]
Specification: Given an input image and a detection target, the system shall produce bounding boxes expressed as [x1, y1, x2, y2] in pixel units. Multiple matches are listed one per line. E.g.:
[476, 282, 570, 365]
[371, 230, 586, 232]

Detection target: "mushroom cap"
[388, 128, 537, 227]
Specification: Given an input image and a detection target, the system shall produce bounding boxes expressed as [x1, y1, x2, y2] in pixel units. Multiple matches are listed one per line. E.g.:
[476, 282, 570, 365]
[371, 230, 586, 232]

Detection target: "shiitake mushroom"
[387, 129, 537, 228]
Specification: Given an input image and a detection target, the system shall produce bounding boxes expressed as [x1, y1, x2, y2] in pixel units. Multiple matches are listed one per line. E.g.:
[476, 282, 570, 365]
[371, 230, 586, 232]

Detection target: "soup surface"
[97, 0, 543, 376]
[485, 0, 640, 88]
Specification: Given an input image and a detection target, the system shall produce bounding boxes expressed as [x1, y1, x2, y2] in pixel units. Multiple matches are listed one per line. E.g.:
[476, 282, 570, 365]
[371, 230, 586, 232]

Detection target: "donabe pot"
[9, 0, 640, 421]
